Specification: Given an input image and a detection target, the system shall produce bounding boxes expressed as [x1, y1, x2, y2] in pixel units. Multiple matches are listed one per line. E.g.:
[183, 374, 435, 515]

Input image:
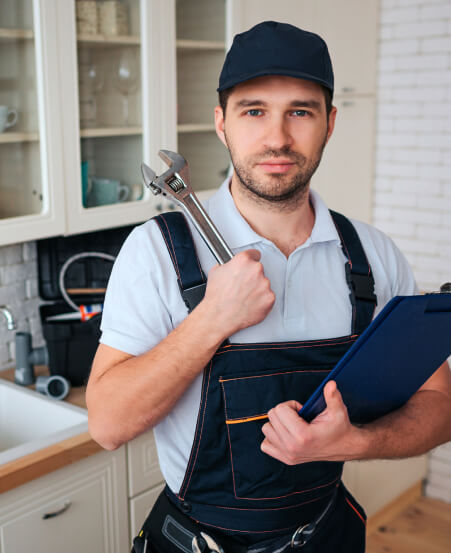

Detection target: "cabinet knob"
[341, 101, 355, 107]
[342, 87, 355, 93]
[42, 500, 72, 520]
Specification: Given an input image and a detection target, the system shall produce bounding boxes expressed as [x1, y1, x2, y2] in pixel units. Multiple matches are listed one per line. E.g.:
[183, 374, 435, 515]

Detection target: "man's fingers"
[267, 401, 308, 440]
[244, 248, 262, 262]
[261, 438, 286, 464]
[323, 380, 342, 409]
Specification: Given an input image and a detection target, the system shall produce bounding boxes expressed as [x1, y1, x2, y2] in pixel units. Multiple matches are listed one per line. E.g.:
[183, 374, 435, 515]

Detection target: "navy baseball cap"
[218, 21, 334, 94]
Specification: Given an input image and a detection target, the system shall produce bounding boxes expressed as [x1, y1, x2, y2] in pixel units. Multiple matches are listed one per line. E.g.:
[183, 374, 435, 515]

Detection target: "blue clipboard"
[298, 293, 451, 424]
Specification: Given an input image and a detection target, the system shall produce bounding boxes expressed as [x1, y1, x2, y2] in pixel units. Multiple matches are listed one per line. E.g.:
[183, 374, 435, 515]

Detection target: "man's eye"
[293, 110, 308, 117]
[247, 109, 262, 116]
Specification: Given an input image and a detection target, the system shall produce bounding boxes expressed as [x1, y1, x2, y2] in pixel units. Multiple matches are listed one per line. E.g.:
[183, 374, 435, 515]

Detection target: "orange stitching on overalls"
[220, 380, 239, 496]
[219, 369, 330, 383]
[154, 218, 181, 282]
[180, 215, 206, 283]
[225, 414, 269, 424]
[223, 392, 342, 501]
[334, 222, 353, 270]
[233, 476, 341, 501]
[333, 223, 358, 328]
[220, 366, 340, 499]
[215, 339, 356, 356]
[214, 487, 337, 511]
[217, 336, 356, 351]
[180, 360, 213, 498]
[179, 360, 210, 498]
[345, 497, 366, 525]
[161, 216, 184, 284]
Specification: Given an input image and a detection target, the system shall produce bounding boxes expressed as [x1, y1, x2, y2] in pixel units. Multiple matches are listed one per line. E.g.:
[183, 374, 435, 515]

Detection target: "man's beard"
[226, 135, 327, 211]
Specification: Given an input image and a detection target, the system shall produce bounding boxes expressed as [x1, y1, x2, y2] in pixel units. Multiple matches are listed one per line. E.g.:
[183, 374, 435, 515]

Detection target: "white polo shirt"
[100, 180, 417, 494]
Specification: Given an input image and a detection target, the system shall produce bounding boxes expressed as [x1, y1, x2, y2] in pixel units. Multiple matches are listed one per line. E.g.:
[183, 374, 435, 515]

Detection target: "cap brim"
[217, 68, 333, 93]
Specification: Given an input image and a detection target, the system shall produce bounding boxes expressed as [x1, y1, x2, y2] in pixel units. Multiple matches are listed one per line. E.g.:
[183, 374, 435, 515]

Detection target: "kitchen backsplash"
[0, 0, 449, 502]
[0, 241, 45, 371]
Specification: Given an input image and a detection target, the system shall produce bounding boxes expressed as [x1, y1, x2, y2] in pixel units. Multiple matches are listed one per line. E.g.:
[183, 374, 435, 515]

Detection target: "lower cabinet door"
[127, 428, 164, 498]
[0, 448, 129, 553]
[129, 483, 165, 541]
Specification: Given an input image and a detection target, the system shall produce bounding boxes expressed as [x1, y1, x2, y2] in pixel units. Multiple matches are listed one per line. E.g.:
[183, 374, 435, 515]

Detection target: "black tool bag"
[37, 225, 135, 386]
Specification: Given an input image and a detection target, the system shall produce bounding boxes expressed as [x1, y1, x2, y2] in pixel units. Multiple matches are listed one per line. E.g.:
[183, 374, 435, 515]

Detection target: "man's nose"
[263, 116, 293, 150]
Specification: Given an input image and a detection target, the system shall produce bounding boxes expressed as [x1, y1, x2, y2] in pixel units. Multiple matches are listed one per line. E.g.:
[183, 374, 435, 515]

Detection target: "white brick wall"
[377, 0, 451, 502]
[0, 242, 44, 371]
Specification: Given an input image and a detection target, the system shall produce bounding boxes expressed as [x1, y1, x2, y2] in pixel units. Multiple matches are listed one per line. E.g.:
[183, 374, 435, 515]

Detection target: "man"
[86, 21, 451, 553]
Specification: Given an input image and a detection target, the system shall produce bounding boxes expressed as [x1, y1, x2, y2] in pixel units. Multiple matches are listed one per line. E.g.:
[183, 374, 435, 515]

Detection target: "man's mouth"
[257, 159, 296, 174]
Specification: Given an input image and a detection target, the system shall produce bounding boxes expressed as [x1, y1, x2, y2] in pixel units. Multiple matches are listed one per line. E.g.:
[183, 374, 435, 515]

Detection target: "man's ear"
[325, 106, 337, 145]
[215, 105, 227, 147]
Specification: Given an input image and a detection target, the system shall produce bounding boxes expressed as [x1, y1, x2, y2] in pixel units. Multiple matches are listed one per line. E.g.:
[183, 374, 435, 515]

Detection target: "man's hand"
[202, 249, 275, 336]
[261, 381, 363, 465]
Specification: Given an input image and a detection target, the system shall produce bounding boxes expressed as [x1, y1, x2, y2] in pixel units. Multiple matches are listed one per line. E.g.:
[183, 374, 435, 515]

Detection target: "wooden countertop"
[0, 366, 103, 494]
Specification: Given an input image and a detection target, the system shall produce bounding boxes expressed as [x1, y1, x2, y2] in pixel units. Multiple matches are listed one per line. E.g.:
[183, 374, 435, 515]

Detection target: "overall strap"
[153, 212, 207, 312]
[330, 210, 377, 335]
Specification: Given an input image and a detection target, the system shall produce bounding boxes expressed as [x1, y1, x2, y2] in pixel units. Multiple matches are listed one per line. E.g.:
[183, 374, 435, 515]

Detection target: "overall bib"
[133, 210, 377, 553]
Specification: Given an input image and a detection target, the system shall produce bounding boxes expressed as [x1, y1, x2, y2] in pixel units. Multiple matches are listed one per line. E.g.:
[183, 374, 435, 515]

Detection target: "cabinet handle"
[342, 87, 355, 93]
[341, 101, 355, 107]
[42, 500, 72, 520]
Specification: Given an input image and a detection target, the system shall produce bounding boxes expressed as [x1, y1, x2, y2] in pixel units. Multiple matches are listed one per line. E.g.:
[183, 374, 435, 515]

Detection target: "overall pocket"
[220, 367, 342, 501]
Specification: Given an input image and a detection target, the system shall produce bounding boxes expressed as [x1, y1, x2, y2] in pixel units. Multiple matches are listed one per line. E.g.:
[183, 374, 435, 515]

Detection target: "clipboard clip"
[440, 283, 451, 293]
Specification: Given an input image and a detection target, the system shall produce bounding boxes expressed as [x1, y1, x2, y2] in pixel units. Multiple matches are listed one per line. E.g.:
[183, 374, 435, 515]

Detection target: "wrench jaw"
[158, 149, 192, 199]
[141, 163, 160, 195]
[141, 151, 193, 203]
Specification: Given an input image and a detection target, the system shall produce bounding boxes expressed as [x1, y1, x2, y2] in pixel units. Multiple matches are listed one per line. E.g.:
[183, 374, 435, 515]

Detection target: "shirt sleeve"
[99, 221, 176, 356]
[351, 220, 419, 316]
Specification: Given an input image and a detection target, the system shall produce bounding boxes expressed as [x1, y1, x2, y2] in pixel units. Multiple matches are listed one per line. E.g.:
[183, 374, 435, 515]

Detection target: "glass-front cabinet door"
[61, 0, 174, 235]
[176, 0, 230, 199]
[0, 0, 65, 246]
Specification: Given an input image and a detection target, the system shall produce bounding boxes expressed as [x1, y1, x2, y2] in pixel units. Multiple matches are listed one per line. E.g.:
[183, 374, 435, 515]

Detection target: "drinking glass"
[112, 49, 139, 126]
[78, 61, 105, 127]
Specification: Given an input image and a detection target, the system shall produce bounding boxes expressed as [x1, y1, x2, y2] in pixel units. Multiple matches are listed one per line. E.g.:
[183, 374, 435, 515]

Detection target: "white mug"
[88, 177, 130, 207]
[0, 106, 18, 132]
[129, 183, 144, 201]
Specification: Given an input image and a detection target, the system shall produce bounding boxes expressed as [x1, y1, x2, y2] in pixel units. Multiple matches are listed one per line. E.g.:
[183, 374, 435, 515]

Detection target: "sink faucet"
[0, 306, 16, 331]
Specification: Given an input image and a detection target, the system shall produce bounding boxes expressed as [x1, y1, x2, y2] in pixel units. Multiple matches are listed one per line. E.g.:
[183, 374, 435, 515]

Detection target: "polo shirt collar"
[206, 178, 341, 250]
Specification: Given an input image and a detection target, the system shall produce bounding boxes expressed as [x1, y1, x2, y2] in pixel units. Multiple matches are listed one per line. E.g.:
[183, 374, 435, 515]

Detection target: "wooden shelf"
[0, 132, 39, 144]
[176, 39, 225, 51]
[177, 123, 215, 133]
[0, 28, 33, 40]
[80, 126, 142, 138]
[77, 33, 140, 46]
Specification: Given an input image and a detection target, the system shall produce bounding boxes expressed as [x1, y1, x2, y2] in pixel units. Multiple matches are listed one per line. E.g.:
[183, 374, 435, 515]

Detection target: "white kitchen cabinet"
[129, 483, 165, 540]
[0, 447, 129, 553]
[126, 428, 165, 543]
[0, 0, 231, 246]
[0, 0, 66, 245]
[228, 0, 379, 95]
[127, 427, 164, 498]
[313, 95, 377, 223]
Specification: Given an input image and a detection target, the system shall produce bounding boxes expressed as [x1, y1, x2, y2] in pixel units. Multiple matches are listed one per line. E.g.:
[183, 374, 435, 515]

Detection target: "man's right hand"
[201, 249, 275, 336]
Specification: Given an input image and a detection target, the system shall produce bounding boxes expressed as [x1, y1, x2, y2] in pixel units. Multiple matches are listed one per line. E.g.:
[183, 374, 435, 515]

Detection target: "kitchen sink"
[0, 379, 88, 465]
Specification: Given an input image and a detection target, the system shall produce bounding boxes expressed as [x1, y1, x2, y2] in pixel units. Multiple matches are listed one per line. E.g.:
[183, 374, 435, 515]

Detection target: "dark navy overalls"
[144, 210, 377, 552]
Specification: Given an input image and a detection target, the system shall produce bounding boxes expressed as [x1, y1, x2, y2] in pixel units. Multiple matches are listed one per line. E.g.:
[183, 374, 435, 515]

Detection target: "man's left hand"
[260, 381, 363, 465]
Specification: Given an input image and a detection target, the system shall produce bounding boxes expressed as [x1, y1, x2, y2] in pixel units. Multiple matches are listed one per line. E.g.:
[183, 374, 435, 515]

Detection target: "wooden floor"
[367, 496, 451, 553]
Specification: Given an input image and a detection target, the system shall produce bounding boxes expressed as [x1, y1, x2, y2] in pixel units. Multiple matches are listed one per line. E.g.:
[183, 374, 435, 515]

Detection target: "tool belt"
[131, 485, 339, 553]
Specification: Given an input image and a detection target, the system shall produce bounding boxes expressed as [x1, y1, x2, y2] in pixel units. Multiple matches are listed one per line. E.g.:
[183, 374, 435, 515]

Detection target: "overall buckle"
[290, 523, 315, 548]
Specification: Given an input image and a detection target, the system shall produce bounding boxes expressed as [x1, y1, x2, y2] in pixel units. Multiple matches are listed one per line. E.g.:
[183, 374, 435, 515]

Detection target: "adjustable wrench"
[141, 150, 233, 265]
[192, 532, 225, 553]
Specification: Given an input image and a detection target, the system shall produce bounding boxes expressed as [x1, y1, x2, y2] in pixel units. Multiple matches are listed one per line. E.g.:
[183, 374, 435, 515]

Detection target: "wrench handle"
[181, 194, 234, 265]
